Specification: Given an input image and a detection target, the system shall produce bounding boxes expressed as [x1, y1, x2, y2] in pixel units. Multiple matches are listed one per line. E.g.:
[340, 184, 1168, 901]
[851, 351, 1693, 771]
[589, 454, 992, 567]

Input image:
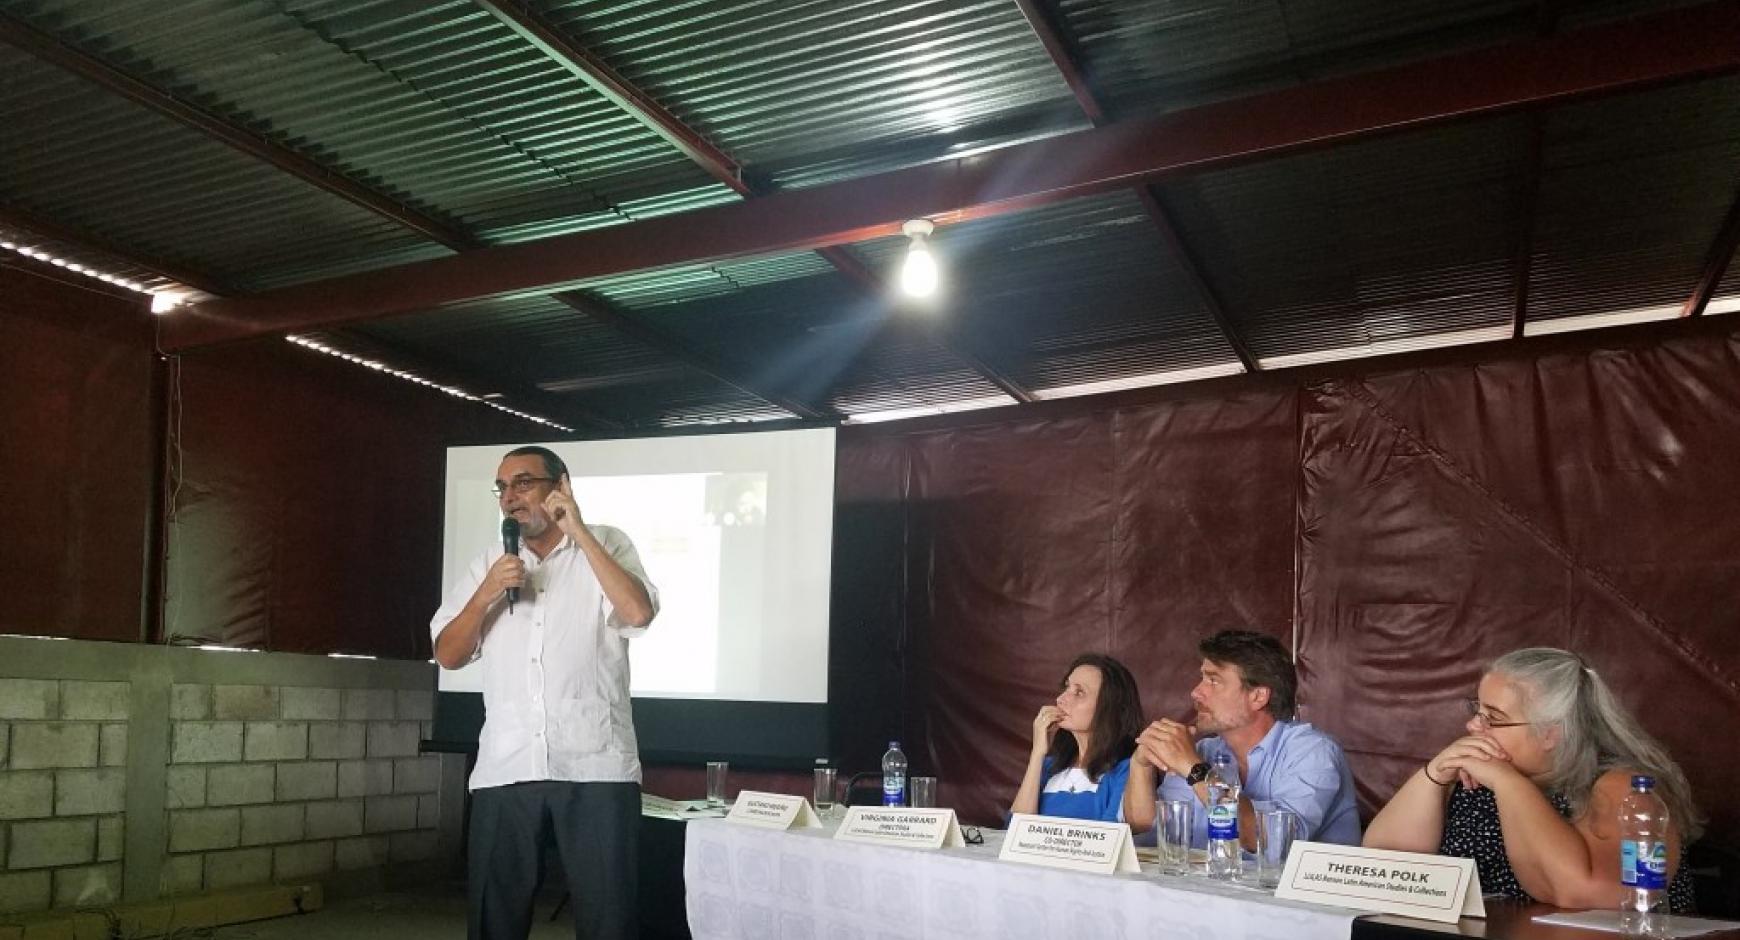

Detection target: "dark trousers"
[468, 780, 640, 940]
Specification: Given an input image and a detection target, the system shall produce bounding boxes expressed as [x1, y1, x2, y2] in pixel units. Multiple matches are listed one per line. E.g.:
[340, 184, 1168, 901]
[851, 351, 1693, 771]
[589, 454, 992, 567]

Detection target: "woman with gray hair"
[1364, 648, 1700, 911]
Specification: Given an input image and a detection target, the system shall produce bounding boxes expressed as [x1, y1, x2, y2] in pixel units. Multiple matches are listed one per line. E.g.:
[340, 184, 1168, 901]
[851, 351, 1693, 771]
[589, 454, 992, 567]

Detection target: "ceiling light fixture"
[898, 219, 939, 299]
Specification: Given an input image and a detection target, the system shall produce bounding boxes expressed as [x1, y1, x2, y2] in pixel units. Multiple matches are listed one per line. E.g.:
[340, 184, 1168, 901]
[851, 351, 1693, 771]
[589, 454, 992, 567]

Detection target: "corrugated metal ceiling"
[1, 0, 1732, 428]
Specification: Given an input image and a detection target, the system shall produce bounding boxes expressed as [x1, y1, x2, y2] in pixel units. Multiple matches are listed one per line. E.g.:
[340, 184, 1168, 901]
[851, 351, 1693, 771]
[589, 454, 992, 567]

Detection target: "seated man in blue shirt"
[1124, 630, 1361, 847]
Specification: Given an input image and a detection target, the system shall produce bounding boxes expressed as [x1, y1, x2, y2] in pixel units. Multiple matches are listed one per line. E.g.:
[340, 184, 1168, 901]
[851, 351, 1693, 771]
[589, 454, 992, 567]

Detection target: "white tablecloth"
[684, 817, 1360, 940]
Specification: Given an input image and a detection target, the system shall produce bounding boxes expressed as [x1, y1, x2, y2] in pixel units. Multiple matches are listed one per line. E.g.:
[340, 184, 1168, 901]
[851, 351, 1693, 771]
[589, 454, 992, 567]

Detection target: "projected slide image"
[437, 429, 832, 705]
[705, 473, 766, 528]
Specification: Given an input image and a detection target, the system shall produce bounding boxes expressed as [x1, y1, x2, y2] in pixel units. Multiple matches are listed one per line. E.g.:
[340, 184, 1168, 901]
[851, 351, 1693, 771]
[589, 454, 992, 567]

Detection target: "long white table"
[683, 816, 1361, 940]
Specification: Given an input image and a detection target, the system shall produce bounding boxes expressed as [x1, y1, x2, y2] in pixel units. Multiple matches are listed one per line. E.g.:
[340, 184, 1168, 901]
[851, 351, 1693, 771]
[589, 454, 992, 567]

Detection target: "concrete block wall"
[0, 638, 457, 916]
[0, 680, 130, 912]
[159, 683, 440, 897]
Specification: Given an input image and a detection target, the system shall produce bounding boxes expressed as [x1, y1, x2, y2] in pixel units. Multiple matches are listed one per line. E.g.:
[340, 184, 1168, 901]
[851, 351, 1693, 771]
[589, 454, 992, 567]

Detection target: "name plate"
[833, 807, 966, 850]
[997, 814, 1140, 875]
[1275, 842, 1486, 924]
[724, 791, 822, 831]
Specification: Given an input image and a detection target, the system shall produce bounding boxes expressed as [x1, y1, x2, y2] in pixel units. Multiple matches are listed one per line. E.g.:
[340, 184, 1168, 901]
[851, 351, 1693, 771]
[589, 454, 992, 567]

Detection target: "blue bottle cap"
[1632, 774, 1655, 790]
[888, 741, 900, 749]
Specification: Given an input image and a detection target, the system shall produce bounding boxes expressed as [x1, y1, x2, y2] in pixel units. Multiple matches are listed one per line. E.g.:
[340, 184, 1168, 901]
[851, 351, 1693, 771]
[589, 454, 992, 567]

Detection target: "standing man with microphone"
[432, 445, 658, 940]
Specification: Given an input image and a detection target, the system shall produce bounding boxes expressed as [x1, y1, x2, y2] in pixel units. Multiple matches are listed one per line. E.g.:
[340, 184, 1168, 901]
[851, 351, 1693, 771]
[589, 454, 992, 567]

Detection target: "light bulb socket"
[901, 218, 935, 239]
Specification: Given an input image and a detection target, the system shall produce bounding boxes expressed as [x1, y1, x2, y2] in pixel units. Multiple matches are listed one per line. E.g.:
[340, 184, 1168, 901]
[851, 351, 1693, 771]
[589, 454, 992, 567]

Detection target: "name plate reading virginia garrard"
[723, 791, 822, 831]
[997, 814, 1139, 875]
[1276, 842, 1486, 924]
[833, 807, 966, 850]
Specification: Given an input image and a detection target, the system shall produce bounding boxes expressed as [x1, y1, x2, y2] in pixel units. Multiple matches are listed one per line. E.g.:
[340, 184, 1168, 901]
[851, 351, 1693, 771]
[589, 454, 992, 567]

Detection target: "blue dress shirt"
[1156, 720, 1361, 846]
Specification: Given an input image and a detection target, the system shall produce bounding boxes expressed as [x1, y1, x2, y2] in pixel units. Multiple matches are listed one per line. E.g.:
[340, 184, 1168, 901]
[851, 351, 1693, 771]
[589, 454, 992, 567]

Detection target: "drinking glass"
[910, 776, 937, 808]
[813, 767, 838, 814]
[1257, 808, 1304, 888]
[1158, 799, 1193, 876]
[706, 761, 729, 807]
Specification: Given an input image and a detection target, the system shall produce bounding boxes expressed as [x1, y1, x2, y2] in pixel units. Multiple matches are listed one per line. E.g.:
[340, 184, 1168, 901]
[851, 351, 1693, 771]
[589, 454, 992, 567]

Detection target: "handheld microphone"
[500, 517, 521, 612]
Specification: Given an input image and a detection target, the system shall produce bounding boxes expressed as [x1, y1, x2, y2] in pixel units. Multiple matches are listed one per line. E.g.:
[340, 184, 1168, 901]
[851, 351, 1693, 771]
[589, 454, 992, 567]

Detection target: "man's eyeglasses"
[491, 476, 555, 498]
[961, 825, 984, 846]
[1464, 699, 1532, 729]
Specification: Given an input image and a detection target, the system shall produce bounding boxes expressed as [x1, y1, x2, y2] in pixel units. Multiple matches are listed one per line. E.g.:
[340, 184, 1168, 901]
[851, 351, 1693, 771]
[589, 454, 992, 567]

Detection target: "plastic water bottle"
[1619, 775, 1669, 936]
[1206, 752, 1243, 880]
[881, 741, 908, 807]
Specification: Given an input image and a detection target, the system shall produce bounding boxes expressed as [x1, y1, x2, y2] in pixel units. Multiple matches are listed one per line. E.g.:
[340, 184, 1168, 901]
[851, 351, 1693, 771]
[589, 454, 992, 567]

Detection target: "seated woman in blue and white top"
[1010, 653, 1144, 823]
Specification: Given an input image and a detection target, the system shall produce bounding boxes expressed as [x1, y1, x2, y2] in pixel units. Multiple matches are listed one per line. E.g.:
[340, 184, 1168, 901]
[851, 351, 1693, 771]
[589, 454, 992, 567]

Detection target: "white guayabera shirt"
[430, 525, 659, 790]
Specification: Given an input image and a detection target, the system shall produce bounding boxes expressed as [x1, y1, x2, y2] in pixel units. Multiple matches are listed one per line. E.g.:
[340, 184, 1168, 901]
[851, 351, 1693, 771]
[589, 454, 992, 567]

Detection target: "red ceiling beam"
[0, 13, 477, 253]
[479, 2, 1033, 403]
[162, 3, 1740, 351]
[1682, 179, 1740, 317]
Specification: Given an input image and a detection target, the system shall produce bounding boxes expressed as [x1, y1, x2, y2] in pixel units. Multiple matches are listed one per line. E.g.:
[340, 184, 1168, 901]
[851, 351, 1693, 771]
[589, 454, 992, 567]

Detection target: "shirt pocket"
[550, 697, 611, 753]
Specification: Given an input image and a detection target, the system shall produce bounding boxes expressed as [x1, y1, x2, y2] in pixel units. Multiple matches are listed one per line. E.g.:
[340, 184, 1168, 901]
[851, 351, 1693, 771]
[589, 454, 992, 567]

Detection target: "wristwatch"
[1184, 761, 1212, 785]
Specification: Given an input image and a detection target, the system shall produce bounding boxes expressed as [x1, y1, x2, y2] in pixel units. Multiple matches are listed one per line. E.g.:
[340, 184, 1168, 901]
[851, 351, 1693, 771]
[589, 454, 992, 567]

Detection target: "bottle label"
[882, 775, 905, 806]
[1620, 840, 1639, 886]
[1207, 803, 1238, 840]
[1636, 841, 1668, 890]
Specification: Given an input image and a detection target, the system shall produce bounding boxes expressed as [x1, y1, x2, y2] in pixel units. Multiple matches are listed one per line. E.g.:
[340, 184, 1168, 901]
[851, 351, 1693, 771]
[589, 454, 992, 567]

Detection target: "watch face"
[1187, 762, 1211, 784]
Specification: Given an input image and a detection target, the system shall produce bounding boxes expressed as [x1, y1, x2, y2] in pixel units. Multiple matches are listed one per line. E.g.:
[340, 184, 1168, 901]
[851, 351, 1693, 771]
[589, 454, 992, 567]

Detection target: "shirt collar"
[524, 531, 576, 563]
[1248, 718, 1290, 756]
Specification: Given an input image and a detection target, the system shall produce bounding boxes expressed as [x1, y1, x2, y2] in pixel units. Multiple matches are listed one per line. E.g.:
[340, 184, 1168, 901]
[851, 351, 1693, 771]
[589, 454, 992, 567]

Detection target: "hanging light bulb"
[899, 219, 939, 298]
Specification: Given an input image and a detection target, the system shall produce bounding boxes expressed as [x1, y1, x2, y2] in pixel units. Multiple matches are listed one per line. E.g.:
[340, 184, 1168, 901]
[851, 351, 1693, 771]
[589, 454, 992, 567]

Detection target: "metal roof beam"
[1510, 118, 1544, 339]
[305, 330, 625, 432]
[1512, 2, 1561, 339]
[163, 2, 1740, 350]
[453, 2, 1036, 404]
[1135, 187, 1259, 372]
[0, 13, 477, 252]
[1025, 0, 1256, 371]
[551, 292, 838, 421]
[473, 0, 751, 197]
[1012, 0, 1106, 126]
[0, 202, 229, 297]
[0, 200, 602, 429]
[1682, 180, 1740, 318]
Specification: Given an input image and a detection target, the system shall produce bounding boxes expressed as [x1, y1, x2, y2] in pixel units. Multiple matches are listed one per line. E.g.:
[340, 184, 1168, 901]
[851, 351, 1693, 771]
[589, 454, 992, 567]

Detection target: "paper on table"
[1134, 846, 1209, 866]
[641, 793, 726, 819]
[1533, 911, 1740, 938]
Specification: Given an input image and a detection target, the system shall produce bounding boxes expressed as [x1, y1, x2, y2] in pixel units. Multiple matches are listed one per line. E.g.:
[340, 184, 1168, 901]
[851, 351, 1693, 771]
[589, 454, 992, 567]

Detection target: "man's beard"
[1194, 707, 1234, 735]
[517, 510, 551, 539]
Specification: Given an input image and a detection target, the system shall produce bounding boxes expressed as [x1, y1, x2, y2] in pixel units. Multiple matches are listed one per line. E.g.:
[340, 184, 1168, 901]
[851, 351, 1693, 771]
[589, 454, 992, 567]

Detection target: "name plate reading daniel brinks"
[1275, 842, 1486, 924]
[833, 807, 966, 850]
[724, 791, 823, 831]
[997, 814, 1140, 875]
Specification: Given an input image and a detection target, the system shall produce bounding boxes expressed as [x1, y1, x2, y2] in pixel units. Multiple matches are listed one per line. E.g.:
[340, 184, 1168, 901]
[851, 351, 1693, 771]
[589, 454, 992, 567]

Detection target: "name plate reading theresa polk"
[724, 791, 823, 831]
[1275, 842, 1486, 924]
[833, 807, 966, 850]
[997, 814, 1140, 875]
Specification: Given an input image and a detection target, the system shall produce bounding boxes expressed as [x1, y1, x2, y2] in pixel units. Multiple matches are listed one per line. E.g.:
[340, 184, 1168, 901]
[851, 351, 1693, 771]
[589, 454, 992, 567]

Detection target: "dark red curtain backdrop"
[161, 340, 528, 656]
[837, 325, 1740, 853]
[0, 266, 155, 642]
